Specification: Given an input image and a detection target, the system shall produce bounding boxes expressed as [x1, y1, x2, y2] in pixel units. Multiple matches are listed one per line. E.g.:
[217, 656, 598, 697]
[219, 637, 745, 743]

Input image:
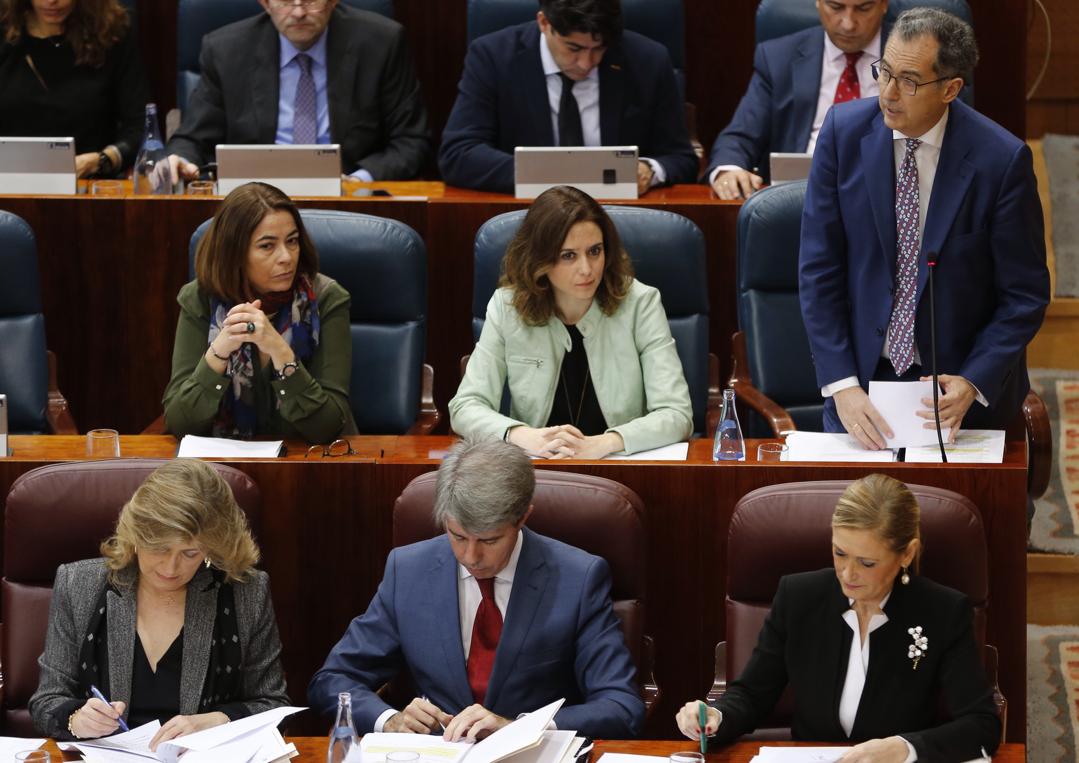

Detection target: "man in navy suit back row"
[438, 0, 699, 195]
[308, 439, 644, 739]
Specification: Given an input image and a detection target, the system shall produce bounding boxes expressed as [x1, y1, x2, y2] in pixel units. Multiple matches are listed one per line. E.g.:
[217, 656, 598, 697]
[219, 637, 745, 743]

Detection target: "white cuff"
[821, 376, 860, 398]
[350, 168, 375, 182]
[708, 165, 745, 186]
[898, 735, 917, 762]
[374, 707, 398, 732]
[642, 158, 666, 187]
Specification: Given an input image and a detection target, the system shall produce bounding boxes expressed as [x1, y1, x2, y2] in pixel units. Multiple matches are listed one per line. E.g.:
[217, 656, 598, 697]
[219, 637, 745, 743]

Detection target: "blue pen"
[90, 684, 129, 732]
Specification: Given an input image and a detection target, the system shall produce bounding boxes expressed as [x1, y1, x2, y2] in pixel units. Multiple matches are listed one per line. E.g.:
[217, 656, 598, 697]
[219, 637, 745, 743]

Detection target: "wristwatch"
[275, 361, 299, 380]
[97, 151, 114, 177]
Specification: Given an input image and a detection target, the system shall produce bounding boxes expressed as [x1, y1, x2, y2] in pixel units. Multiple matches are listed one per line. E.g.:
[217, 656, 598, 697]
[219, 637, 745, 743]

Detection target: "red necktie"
[466, 577, 503, 706]
[833, 51, 862, 104]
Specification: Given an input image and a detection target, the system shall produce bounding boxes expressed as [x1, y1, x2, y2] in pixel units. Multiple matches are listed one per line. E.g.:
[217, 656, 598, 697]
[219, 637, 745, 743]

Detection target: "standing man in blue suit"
[438, 0, 697, 195]
[799, 8, 1049, 448]
[308, 439, 644, 739]
[708, 0, 888, 200]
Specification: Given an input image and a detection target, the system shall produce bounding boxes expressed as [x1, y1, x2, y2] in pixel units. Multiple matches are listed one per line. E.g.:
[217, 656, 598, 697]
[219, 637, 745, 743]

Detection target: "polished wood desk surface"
[38, 737, 1027, 762]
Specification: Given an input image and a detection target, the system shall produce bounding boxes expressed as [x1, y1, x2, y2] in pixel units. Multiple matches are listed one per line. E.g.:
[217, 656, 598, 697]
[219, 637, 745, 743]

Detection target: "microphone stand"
[926, 251, 947, 463]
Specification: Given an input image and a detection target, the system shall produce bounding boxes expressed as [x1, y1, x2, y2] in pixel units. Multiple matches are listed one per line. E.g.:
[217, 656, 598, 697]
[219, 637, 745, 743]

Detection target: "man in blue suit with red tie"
[799, 8, 1049, 449]
[307, 439, 643, 739]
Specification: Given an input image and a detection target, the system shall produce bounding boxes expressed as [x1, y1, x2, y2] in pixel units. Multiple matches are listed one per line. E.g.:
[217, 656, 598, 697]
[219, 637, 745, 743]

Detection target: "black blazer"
[438, 22, 698, 194]
[713, 569, 1000, 762]
[166, 5, 429, 179]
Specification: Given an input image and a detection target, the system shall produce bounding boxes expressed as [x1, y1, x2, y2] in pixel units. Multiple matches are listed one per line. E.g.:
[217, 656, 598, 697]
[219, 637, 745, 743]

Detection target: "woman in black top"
[0, 0, 147, 176]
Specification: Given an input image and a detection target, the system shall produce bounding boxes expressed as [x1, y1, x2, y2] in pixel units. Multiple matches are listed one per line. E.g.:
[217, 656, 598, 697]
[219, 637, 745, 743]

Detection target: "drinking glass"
[387, 753, 420, 763]
[86, 428, 121, 458]
[186, 180, 216, 195]
[90, 180, 123, 196]
[15, 751, 51, 762]
[669, 753, 704, 763]
[756, 442, 789, 462]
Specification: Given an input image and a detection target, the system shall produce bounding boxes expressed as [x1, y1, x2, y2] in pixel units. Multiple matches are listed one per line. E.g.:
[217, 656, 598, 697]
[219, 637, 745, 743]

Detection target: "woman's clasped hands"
[208, 300, 292, 365]
[507, 425, 624, 460]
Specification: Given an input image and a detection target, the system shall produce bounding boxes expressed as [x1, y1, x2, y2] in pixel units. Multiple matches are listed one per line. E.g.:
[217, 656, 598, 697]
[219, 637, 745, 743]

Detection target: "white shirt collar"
[891, 103, 949, 148]
[458, 529, 524, 585]
[539, 31, 600, 83]
[278, 26, 329, 70]
[847, 590, 893, 611]
[823, 28, 881, 65]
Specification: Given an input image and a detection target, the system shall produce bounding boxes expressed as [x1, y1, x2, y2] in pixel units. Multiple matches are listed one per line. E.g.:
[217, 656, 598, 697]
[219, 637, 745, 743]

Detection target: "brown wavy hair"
[499, 185, 633, 325]
[1, 0, 130, 68]
[195, 181, 319, 304]
[100, 459, 261, 585]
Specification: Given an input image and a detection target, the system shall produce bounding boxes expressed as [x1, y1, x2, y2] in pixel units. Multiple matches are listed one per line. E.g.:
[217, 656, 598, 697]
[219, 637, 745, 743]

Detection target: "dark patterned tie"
[558, 73, 584, 147]
[293, 53, 318, 144]
[466, 577, 502, 706]
[833, 51, 862, 104]
[888, 138, 922, 375]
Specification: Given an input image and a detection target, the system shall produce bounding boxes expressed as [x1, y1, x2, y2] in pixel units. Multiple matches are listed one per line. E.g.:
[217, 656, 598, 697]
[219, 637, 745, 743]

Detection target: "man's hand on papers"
[674, 700, 719, 740]
[917, 374, 975, 443]
[385, 697, 454, 734]
[149, 711, 229, 750]
[711, 169, 763, 200]
[834, 387, 893, 450]
[70, 698, 127, 738]
[442, 704, 512, 742]
[836, 735, 910, 762]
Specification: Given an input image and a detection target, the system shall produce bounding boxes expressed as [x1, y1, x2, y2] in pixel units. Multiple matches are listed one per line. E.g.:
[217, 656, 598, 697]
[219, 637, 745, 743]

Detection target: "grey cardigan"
[29, 559, 290, 739]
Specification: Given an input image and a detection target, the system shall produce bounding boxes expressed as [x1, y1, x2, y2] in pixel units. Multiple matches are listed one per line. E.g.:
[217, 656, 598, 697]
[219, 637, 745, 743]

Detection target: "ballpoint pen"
[90, 684, 129, 732]
[698, 701, 708, 755]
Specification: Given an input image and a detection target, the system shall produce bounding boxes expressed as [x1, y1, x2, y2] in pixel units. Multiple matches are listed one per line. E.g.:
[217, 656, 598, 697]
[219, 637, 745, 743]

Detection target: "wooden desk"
[38, 736, 1028, 761]
[0, 185, 737, 433]
[0, 435, 1027, 739]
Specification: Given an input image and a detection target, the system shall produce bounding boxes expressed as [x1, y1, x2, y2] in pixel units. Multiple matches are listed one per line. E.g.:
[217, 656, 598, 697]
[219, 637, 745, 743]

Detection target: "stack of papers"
[0, 737, 47, 758]
[59, 705, 303, 763]
[361, 699, 583, 763]
[904, 430, 1006, 463]
[868, 380, 951, 448]
[176, 435, 285, 458]
[749, 748, 850, 762]
[785, 432, 896, 462]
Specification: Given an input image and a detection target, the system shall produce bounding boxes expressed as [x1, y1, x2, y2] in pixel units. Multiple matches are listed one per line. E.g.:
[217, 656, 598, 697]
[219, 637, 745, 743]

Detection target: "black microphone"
[926, 251, 947, 463]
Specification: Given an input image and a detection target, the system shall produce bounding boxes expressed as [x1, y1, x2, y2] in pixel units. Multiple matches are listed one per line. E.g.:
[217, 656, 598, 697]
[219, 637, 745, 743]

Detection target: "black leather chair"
[182, 209, 437, 435]
[175, 0, 395, 112]
[730, 182, 1053, 499]
[754, 0, 974, 100]
[0, 211, 76, 435]
[470, 205, 718, 437]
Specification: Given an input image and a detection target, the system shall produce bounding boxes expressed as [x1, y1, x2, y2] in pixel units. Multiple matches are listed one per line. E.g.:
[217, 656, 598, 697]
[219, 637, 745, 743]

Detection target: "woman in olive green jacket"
[163, 182, 356, 442]
[449, 186, 693, 458]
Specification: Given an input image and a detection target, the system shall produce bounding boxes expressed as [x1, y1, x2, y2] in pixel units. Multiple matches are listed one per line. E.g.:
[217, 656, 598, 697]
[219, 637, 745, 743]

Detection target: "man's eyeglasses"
[305, 439, 355, 459]
[870, 60, 953, 97]
[267, 0, 331, 9]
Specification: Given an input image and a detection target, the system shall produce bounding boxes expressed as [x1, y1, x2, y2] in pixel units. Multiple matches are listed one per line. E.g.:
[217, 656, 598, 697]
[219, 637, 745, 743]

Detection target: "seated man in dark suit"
[438, 0, 698, 195]
[166, 0, 429, 182]
[708, 0, 888, 200]
[308, 439, 644, 740]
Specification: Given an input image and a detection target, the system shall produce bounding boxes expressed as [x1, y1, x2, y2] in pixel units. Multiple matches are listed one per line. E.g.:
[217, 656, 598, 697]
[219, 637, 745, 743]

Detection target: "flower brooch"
[907, 626, 928, 670]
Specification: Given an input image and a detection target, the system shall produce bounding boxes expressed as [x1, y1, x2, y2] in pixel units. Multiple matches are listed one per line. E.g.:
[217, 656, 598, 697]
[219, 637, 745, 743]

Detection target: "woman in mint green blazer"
[449, 186, 693, 458]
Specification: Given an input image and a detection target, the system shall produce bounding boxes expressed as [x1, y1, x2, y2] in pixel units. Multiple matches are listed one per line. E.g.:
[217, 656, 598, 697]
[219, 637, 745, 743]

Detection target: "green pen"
[698, 701, 708, 755]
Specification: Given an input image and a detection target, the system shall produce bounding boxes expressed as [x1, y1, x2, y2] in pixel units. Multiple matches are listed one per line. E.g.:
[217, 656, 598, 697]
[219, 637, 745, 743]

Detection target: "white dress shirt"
[820, 107, 985, 409]
[709, 29, 880, 184]
[539, 34, 665, 186]
[372, 531, 524, 732]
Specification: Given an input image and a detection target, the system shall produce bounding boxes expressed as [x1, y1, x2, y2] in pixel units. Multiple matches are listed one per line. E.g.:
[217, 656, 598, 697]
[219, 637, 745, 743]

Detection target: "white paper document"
[176, 435, 285, 458]
[596, 754, 669, 763]
[607, 442, 689, 461]
[868, 380, 950, 449]
[904, 429, 1006, 463]
[785, 431, 896, 462]
[751, 747, 849, 762]
[0, 737, 47, 758]
[360, 733, 472, 763]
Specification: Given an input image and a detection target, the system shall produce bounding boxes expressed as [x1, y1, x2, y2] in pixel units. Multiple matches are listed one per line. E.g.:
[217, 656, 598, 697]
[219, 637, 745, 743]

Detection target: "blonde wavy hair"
[832, 474, 922, 572]
[101, 459, 260, 584]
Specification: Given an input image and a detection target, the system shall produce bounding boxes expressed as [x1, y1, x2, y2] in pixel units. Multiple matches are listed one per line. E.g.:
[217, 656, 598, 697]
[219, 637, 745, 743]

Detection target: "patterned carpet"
[1029, 625, 1079, 761]
[1029, 369, 1079, 554]
[1043, 135, 1079, 298]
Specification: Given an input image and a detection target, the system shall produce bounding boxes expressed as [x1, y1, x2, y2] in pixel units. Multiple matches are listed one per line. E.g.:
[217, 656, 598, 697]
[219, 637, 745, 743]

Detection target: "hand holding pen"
[68, 684, 128, 738]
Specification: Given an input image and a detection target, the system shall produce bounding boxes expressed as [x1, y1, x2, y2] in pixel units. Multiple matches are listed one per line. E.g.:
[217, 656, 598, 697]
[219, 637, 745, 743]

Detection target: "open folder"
[58, 705, 304, 763]
[361, 699, 576, 763]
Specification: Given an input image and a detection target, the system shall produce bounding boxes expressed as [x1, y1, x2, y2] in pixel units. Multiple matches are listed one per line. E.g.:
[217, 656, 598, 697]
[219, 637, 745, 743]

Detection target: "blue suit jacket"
[706, 26, 826, 181]
[438, 22, 698, 194]
[798, 98, 1049, 430]
[307, 528, 644, 738]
